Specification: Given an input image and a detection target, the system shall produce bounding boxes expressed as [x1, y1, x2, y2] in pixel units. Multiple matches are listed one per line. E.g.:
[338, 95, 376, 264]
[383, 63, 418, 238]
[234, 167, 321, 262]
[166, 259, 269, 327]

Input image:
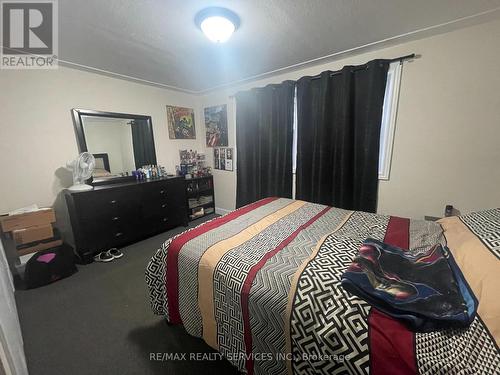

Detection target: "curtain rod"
[309, 53, 416, 80]
[388, 53, 416, 63]
[230, 53, 416, 97]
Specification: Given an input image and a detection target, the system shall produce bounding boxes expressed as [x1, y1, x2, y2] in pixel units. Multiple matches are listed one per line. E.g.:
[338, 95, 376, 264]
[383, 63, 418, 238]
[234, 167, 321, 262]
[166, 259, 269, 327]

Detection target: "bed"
[146, 197, 500, 374]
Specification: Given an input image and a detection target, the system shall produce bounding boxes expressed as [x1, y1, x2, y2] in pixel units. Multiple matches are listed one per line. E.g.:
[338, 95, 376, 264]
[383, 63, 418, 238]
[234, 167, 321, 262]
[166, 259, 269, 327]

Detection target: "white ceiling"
[59, 0, 500, 93]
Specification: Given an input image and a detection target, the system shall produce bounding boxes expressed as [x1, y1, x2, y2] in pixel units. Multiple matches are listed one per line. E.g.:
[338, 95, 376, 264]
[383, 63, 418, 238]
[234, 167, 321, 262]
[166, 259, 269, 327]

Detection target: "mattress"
[146, 197, 500, 374]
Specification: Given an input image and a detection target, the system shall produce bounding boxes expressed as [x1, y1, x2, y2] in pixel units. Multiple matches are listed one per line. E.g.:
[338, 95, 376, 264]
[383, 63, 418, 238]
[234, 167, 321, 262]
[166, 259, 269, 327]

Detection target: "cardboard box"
[17, 239, 63, 256]
[0, 208, 56, 232]
[12, 224, 54, 245]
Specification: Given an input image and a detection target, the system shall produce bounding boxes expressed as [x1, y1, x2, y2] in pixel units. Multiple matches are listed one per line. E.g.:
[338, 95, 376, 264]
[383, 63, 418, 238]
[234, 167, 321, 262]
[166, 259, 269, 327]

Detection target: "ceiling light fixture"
[195, 7, 240, 43]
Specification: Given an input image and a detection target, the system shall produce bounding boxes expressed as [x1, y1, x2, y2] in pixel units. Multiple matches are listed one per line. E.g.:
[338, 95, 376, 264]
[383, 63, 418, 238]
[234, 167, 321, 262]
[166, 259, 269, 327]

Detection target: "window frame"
[378, 61, 403, 180]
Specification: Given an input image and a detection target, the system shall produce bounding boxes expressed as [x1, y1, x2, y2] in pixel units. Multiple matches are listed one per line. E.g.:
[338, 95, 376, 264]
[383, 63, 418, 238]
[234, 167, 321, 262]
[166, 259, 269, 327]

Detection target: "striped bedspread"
[146, 197, 500, 374]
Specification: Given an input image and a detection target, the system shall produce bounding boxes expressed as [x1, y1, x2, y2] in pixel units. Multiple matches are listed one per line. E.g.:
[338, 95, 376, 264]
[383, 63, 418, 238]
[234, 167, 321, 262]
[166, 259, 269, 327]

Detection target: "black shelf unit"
[185, 175, 215, 221]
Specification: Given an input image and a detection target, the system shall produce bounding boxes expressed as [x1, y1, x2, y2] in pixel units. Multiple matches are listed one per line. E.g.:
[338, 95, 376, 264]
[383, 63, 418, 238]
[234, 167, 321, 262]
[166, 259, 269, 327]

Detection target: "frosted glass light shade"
[200, 16, 235, 43]
[195, 8, 240, 43]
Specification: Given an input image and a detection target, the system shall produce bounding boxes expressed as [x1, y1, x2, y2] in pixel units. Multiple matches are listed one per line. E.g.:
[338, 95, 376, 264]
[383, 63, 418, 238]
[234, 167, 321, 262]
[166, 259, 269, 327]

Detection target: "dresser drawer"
[141, 180, 185, 214]
[142, 214, 172, 235]
[142, 181, 170, 200]
[79, 217, 138, 251]
[75, 189, 140, 220]
[141, 199, 171, 217]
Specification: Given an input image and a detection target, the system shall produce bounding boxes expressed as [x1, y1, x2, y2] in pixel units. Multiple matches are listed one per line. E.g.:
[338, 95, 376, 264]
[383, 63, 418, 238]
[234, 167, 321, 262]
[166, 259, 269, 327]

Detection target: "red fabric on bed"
[383, 216, 411, 250]
[369, 216, 417, 375]
[166, 197, 278, 324]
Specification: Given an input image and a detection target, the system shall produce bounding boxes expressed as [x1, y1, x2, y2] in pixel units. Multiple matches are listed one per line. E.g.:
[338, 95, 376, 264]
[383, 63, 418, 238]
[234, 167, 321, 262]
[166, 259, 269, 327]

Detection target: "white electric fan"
[67, 152, 95, 192]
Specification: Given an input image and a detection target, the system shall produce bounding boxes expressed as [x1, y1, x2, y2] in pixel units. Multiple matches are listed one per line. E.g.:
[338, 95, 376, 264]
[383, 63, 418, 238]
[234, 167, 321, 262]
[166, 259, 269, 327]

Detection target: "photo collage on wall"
[214, 147, 233, 171]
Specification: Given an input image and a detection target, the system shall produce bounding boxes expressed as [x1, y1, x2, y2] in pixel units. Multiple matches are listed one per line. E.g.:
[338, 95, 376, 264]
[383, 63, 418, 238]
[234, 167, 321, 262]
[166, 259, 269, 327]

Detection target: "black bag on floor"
[24, 244, 77, 289]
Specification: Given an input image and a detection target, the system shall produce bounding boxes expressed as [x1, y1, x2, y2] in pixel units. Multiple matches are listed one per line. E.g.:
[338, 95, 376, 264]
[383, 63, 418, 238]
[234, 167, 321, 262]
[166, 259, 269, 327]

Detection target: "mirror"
[71, 109, 157, 183]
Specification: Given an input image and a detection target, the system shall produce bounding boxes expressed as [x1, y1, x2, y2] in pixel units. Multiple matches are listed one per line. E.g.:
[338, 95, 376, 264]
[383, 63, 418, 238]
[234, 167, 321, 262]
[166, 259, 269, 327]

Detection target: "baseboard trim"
[215, 207, 231, 216]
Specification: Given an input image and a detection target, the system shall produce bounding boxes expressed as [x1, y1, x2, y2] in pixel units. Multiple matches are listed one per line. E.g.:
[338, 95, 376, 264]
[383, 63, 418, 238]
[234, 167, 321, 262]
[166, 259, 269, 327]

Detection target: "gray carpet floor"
[15, 215, 239, 375]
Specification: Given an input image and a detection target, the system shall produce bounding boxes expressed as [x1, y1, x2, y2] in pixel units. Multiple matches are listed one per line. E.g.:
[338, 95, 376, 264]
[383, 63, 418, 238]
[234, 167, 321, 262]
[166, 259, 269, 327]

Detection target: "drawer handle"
[115, 232, 123, 237]
[112, 216, 120, 221]
[162, 218, 168, 222]
[110, 200, 117, 204]
[159, 190, 166, 195]
[161, 204, 167, 208]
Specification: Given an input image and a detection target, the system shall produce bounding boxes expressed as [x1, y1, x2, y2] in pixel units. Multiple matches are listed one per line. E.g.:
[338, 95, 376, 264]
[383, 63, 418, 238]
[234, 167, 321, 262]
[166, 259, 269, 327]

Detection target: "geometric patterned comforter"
[146, 198, 500, 374]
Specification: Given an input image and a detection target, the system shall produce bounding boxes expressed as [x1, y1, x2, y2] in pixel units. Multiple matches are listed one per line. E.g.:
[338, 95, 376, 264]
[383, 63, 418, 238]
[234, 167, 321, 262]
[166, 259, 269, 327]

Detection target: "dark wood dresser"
[65, 176, 188, 264]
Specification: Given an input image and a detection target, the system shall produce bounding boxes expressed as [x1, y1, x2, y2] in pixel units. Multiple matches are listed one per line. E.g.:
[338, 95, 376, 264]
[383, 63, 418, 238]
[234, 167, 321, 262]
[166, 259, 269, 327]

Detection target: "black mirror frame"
[71, 108, 157, 185]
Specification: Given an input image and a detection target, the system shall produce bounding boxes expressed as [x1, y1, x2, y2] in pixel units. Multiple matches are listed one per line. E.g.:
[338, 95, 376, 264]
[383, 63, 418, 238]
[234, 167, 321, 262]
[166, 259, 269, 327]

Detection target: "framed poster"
[214, 148, 220, 169]
[166, 105, 196, 139]
[225, 148, 233, 171]
[204, 104, 228, 147]
[220, 148, 226, 170]
[214, 147, 233, 171]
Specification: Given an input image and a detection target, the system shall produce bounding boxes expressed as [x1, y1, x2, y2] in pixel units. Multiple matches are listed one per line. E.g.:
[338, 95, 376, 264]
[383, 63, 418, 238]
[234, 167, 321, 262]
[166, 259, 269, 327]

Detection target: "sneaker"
[107, 248, 123, 259]
[94, 251, 114, 263]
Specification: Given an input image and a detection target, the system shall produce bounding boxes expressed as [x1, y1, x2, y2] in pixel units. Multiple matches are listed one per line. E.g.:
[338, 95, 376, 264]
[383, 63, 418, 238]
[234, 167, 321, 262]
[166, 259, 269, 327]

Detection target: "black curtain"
[235, 81, 295, 208]
[296, 59, 389, 212]
[131, 119, 156, 168]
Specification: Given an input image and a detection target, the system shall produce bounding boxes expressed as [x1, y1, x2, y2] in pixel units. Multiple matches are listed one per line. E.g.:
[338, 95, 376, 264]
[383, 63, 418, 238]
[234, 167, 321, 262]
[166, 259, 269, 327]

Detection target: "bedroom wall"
[0, 67, 203, 213]
[198, 17, 500, 219]
[1, 17, 499, 218]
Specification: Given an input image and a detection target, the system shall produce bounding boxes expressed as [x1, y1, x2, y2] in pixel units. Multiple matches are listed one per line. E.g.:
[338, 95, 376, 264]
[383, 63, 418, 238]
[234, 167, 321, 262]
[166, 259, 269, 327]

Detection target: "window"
[292, 86, 298, 174]
[291, 61, 402, 185]
[292, 87, 298, 198]
[378, 61, 402, 180]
